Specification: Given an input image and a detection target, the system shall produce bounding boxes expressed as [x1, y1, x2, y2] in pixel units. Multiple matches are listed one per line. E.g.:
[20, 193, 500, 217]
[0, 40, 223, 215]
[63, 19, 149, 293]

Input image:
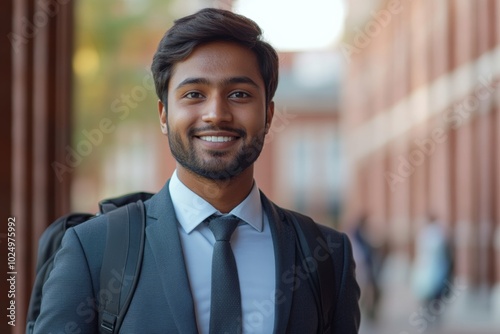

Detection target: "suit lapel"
[261, 192, 296, 334]
[145, 181, 199, 334]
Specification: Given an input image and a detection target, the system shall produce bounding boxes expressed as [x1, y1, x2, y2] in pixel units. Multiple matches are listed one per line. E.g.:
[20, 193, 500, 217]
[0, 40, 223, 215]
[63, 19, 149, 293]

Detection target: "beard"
[167, 125, 266, 181]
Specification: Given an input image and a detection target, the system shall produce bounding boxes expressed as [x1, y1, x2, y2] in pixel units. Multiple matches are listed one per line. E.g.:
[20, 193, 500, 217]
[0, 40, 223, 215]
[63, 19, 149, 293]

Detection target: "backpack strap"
[99, 200, 146, 333]
[284, 210, 336, 334]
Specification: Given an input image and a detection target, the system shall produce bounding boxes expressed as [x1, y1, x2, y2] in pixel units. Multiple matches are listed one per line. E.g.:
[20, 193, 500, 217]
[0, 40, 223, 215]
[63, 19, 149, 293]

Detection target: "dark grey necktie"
[207, 214, 242, 334]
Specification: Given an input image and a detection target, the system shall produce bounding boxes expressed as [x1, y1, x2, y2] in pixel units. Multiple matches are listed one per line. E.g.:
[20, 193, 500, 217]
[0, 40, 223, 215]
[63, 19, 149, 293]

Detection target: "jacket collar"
[145, 180, 199, 334]
[260, 191, 296, 333]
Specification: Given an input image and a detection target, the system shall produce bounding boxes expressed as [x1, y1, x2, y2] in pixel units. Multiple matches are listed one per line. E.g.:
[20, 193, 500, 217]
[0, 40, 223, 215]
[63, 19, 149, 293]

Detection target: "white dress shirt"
[169, 171, 276, 334]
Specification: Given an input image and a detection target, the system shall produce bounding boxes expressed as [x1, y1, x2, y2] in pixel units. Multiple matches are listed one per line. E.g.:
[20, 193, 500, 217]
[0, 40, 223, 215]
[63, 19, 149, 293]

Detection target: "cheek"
[167, 110, 192, 132]
[242, 112, 266, 133]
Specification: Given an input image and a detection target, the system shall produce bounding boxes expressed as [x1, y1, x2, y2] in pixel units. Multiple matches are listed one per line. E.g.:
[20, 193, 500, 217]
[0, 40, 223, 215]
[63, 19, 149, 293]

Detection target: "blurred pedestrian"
[351, 215, 386, 322]
[411, 215, 454, 325]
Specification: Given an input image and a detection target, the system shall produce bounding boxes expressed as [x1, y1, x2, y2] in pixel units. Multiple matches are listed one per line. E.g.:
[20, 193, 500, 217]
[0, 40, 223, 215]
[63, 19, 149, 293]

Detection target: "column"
[3, 0, 74, 333]
[475, 0, 495, 294]
[427, 0, 452, 227]
[492, 0, 500, 322]
[450, 0, 479, 291]
[0, 1, 14, 333]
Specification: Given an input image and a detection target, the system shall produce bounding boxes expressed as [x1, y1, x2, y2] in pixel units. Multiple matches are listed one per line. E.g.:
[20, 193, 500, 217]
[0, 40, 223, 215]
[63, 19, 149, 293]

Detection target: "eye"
[229, 91, 250, 99]
[184, 92, 204, 99]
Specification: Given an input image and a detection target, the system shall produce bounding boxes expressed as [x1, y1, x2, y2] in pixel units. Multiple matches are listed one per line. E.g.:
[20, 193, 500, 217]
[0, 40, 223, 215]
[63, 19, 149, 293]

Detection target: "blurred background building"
[2, 0, 500, 333]
[341, 0, 500, 333]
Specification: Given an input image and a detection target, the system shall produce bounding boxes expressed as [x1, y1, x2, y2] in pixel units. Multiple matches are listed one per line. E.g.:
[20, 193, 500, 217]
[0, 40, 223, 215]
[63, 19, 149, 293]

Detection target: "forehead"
[169, 41, 264, 90]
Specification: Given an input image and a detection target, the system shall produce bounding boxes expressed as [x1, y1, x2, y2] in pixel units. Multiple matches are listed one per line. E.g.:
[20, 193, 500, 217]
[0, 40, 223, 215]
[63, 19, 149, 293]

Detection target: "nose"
[201, 95, 232, 125]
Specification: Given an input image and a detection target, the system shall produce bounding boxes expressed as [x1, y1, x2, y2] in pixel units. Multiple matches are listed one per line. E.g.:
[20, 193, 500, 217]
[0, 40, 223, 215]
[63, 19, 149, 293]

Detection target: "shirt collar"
[169, 170, 263, 234]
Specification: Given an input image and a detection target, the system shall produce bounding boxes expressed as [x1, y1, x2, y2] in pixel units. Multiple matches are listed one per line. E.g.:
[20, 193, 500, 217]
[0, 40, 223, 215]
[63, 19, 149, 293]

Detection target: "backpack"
[26, 192, 154, 334]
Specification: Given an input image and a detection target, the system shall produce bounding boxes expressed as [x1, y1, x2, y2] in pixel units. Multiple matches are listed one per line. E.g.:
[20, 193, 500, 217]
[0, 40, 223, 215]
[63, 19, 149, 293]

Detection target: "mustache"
[188, 126, 246, 138]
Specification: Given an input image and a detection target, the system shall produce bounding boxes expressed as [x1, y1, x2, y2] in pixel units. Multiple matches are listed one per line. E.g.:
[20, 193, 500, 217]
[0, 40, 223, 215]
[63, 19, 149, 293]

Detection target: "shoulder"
[71, 213, 108, 251]
[58, 213, 112, 274]
[276, 205, 355, 269]
[317, 224, 350, 247]
[72, 213, 108, 235]
[33, 215, 108, 332]
[260, 192, 354, 259]
[278, 205, 348, 243]
[277, 205, 360, 322]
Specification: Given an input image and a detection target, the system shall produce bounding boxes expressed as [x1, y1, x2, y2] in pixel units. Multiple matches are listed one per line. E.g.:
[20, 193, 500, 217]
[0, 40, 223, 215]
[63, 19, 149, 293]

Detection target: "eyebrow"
[175, 76, 260, 90]
[224, 76, 259, 88]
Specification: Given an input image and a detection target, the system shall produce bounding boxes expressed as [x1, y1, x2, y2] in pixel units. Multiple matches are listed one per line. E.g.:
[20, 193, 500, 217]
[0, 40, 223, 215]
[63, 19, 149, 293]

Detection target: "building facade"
[341, 0, 500, 321]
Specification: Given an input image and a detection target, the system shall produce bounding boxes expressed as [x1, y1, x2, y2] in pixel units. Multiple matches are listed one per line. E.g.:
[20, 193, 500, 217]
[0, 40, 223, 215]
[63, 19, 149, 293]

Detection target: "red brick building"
[341, 0, 500, 321]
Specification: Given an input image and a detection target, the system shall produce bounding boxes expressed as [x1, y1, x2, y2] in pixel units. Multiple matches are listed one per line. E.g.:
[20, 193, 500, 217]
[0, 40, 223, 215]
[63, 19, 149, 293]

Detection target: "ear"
[158, 100, 168, 135]
[265, 101, 275, 134]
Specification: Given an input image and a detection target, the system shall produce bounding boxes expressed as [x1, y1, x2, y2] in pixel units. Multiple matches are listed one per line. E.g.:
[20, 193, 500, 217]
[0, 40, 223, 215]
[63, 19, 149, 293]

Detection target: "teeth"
[199, 136, 235, 142]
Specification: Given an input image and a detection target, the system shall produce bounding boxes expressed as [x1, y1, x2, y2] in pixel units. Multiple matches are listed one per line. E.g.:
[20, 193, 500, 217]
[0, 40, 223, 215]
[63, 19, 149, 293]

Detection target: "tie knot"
[207, 214, 240, 241]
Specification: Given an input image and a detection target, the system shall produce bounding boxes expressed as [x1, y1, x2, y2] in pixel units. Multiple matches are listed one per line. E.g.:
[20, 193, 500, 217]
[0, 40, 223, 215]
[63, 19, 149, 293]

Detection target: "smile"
[199, 136, 237, 143]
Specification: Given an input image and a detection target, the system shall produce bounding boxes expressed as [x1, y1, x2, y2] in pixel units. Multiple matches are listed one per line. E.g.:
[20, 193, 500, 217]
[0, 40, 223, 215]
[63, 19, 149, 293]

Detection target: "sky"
[234, 0, 346, 51]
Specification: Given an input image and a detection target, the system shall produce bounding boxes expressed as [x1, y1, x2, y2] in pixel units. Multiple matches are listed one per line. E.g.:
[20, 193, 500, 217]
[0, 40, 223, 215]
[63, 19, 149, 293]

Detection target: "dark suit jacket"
[33, 182, 360, 333]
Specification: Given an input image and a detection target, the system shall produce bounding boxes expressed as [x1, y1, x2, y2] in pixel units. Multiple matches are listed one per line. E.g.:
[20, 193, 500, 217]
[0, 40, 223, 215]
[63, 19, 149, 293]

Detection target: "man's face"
[159, 41, 274, 180]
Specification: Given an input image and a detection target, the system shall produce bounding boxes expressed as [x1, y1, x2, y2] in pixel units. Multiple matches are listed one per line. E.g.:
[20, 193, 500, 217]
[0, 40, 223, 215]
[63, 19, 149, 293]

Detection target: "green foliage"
[72, 0, 174, 167]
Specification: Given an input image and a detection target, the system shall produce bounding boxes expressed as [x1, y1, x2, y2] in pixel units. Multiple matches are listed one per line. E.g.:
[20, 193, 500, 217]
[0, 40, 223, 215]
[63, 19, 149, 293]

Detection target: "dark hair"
[151, 8, 279, 108]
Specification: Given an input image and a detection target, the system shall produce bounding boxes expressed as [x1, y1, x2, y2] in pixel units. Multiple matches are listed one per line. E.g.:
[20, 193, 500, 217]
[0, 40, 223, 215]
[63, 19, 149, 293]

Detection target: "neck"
[176, 165, 255, 213]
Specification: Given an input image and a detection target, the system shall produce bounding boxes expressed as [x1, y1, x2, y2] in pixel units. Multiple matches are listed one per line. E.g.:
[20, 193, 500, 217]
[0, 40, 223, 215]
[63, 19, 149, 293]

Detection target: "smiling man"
[161, 40, 272, 212]
[33, 8, 360, 334]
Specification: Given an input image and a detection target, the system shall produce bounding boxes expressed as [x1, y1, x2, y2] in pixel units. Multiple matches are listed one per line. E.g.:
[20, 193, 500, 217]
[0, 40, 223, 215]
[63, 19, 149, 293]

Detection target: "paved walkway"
[358, 254, 500, 334]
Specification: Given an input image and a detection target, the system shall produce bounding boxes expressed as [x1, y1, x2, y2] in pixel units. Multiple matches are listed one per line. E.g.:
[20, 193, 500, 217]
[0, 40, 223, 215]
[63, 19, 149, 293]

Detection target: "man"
[34, 8, 360, 333]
